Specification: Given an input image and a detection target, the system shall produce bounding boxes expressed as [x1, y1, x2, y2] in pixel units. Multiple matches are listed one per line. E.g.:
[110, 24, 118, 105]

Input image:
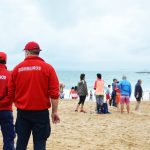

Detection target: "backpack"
[101, 103, 109, 114]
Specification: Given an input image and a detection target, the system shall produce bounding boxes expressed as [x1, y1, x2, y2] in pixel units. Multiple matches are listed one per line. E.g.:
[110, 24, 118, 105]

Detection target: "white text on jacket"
[18, 66, 41, 72]
[0, 75, 6, 80]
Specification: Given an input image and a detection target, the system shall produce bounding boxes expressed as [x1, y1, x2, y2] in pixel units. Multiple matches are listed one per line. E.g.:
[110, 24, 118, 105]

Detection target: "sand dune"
[0, 100, 150, 150]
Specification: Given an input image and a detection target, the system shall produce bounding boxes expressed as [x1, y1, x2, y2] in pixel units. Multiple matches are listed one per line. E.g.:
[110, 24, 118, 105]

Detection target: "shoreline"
[62, 89, 150, 101]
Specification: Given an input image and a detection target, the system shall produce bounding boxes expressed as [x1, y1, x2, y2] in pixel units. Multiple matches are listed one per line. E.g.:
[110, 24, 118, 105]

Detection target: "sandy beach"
[0, 100, 150, 150]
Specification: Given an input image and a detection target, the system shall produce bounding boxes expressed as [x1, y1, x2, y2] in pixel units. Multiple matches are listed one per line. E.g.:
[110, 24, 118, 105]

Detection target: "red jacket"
[8, 56, 59, 110]
[0, 64, 12, 110]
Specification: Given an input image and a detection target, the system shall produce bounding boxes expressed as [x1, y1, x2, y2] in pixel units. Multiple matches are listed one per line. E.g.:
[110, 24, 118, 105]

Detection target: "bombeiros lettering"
[0, 75, 6, 80]
[18, 66, 41, 72]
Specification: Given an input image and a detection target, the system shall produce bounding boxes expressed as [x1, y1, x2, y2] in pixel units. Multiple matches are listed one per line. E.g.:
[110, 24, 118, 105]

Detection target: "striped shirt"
[77, 80, 88, 96]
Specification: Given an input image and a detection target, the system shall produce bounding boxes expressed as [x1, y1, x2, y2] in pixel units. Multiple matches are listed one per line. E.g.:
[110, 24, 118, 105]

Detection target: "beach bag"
[101, 103, 108, 114]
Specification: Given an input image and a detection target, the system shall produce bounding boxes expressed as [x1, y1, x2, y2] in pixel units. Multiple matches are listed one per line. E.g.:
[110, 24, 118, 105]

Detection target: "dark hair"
[80, 74, 85, 80]
[30, 50, 40, 55]
[113, 79, 117, 82]
[0, 60, 6, 64]
[74, 86, 78, 91]
[108, 85, 111, 87]
[71, 87, 75, 89]
[97, 73, 101, 79]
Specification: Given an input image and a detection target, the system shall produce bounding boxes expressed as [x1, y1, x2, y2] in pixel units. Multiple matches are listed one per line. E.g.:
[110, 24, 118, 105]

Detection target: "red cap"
[24, 41, 42, 51]
[0, 52, 7, 61]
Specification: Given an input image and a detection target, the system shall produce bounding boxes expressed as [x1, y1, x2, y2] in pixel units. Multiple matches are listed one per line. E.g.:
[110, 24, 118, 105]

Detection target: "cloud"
[0, 0, 150, 71]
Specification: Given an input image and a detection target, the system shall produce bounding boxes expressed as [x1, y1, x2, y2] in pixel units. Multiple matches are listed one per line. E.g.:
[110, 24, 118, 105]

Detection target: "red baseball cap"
[0, 52, 7, 61]
[24, 41, 42, 51]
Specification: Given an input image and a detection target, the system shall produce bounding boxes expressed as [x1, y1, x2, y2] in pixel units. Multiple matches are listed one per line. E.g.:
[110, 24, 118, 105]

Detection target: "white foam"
[61, 89, 150, 101]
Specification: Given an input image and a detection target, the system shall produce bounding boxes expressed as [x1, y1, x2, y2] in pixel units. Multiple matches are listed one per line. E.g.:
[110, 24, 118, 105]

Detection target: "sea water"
[57, 71, 150, 100]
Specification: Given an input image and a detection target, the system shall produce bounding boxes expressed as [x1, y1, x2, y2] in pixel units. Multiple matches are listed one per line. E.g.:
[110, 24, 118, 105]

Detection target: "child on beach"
[106, 85, 111, 105]
[89, 90, 93, 101]
[114, 84, 121, 112]
[70, 87, 78, 99]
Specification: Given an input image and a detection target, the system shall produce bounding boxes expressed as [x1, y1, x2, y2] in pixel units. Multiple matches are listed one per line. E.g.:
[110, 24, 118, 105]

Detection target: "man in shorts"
[134, 80, 143, 111]
[0, 52, 15, 150]
[118, 76, 132, 114]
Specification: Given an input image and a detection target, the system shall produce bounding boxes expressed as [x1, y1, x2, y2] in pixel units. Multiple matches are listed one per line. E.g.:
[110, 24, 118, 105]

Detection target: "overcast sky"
[0, 0, 150, 71]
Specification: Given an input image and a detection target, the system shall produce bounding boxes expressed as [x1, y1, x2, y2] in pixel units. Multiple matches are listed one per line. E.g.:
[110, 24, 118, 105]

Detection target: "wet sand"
[0, 100, 150, 150]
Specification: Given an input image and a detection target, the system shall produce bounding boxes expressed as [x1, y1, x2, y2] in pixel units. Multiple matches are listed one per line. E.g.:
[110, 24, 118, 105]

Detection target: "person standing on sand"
[110, 79, 117, 107]
[69, 87, 78, 99]
[0, 52, 15, 150]
[60, 82, 65, 99]
[118, 76, 132, 114]
[74, 86, 78, 99]
[75, 74, 88, 113]
[114, 83, 121, 112]
[8, 41, 60, 150]
[106, 85, 111, 105]
[89, 90, 93, 101]
[134, 80, 143, 111]
[94, 73, 105, 114]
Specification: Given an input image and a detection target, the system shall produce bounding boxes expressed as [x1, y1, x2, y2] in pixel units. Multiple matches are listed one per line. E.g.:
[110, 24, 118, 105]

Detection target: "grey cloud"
[0, 0, 150, 71]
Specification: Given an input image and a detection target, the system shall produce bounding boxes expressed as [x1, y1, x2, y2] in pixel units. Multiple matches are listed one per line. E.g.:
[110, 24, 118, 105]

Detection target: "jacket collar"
[24, 56, 45, 62]
[0, 64, 7, 69]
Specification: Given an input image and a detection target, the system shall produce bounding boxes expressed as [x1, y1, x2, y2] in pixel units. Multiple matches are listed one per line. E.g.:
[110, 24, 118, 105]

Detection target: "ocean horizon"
[57, 70, 150, 100]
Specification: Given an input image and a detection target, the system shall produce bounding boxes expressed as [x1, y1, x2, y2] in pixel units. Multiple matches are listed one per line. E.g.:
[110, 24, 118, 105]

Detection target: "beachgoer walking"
[0, 52, 15, 150]
[118, 76, 132, 114]
[8, 41, 60, 150]
[134, 80, 143, 111]
[94, 73, 105, 114]
[75, 74, 88, 112]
